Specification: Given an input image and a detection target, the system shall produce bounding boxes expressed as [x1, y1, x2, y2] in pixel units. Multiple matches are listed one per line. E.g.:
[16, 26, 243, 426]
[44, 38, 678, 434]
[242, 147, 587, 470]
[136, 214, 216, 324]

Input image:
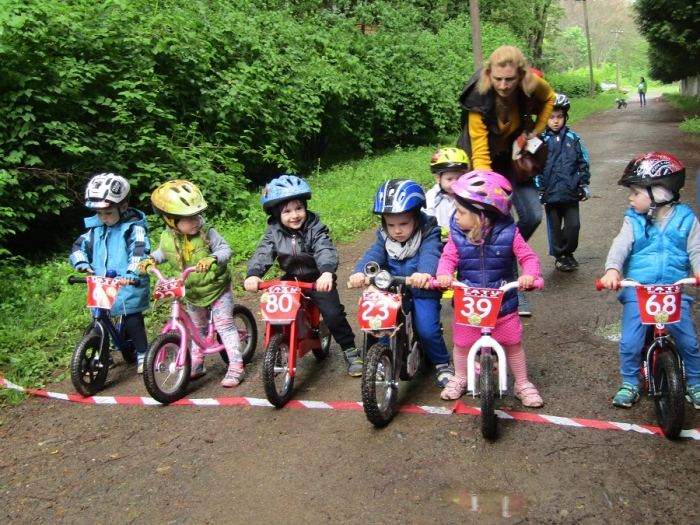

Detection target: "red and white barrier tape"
[2, 376, 699, 440]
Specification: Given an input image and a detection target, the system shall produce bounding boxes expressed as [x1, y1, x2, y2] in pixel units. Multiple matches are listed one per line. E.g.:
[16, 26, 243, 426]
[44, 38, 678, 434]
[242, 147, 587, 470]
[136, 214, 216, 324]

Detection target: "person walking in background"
[536, 93, 591, 272]
[638, 77, 647, 106]
[457, 45, 556, 316]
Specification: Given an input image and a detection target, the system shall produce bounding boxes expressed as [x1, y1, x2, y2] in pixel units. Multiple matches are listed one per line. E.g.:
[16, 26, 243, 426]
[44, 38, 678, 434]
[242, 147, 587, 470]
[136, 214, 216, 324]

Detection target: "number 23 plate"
[358, 289, 401, 331]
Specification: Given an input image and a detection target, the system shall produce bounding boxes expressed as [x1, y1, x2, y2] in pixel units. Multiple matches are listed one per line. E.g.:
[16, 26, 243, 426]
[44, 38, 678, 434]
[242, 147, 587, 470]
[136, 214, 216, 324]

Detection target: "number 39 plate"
[636, 284, 682, 324]
[454, 286, 504, 328]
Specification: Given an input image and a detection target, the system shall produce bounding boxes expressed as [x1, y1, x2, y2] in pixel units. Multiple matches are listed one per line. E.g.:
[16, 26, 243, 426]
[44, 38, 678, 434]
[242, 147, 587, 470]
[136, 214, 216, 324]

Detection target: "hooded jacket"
[539, 126, 590, 204]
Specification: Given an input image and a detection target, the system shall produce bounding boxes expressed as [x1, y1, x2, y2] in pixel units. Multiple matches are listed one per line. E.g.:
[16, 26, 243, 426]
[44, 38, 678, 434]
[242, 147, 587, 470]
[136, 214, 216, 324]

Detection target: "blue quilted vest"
[623, 204, 695, 284]
[450, 214, 518, 316]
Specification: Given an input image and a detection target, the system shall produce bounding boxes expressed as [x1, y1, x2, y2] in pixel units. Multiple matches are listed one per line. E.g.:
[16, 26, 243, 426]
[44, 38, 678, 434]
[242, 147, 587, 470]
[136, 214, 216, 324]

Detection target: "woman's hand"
[316, 272, 333, 292]
[348, 272, 366, 288]
[244, 276, 262, 292]
[599, 269, 621, 290]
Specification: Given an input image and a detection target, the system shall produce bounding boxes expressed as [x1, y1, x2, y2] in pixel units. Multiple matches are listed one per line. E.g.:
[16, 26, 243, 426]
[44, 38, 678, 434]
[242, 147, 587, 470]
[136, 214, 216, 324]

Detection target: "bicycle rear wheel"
[71, 332, 110, 397]
[480, 352, 497, 440]
[653, 350, 685, 439]
[143, 331, 190, 404]
[312, 319, 331, 360]
[219, 305, 259, 366]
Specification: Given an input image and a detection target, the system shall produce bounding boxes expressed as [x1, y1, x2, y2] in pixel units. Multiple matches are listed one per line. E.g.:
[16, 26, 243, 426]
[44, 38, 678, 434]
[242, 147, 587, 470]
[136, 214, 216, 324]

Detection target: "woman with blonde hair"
[457, 46, 556, 315]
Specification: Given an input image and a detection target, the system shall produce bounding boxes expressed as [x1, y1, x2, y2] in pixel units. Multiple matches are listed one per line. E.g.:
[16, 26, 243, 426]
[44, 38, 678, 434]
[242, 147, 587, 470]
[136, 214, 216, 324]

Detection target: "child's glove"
[75, 263, 93, 273]
[578, 185, 590, 201]
[196, 256, 217, 273]
[138, 257, 156, 275]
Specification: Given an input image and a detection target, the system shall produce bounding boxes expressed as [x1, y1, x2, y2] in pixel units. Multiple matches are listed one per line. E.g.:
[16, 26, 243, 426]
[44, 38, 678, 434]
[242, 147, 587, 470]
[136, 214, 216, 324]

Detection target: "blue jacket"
[354, 212, 442, 299]
[538, 126, 590, 204]
[450, 214, 518, 316]
[623, 204, 695, 285]
[70, 208, 151, 315]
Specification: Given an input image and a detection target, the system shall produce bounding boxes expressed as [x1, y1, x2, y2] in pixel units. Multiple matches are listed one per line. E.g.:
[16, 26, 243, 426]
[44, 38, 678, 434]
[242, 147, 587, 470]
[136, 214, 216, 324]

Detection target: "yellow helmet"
[430, 148, 470, 174]
[151, 180, 207, 221]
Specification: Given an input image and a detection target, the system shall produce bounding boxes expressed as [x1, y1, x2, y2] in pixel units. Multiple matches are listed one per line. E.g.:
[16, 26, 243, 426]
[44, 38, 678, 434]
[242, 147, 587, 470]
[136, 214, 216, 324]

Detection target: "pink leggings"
[186, 286, 242, 366]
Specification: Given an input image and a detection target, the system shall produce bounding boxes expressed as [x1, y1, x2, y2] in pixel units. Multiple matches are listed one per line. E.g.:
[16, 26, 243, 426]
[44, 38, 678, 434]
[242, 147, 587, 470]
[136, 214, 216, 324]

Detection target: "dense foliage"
[634, 0, 700, 84]
[0, 0, 526, 256]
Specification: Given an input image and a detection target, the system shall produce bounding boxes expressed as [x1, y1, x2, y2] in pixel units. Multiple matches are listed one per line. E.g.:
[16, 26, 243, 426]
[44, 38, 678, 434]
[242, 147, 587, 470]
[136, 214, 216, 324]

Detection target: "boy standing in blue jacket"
[537, 93, 591, 272]
[70, 173, 151, 372]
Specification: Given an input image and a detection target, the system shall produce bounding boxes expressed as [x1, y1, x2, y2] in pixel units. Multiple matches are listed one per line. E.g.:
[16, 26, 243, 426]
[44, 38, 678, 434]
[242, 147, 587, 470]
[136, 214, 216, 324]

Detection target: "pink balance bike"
[597, 277, 699, 439]
[434, 278, 543, 440]
[143, 266, 258, 404]
[255, 280, 331, 407]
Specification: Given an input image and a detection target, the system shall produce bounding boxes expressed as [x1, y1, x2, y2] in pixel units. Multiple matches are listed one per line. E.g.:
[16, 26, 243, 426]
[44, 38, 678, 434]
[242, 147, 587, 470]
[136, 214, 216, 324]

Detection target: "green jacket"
[160, 224, 231, 307]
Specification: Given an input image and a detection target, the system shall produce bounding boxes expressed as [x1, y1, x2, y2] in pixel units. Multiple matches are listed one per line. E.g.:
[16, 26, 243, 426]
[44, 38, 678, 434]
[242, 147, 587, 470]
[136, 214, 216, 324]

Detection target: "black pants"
[297, 284, 356, 350]
[545, 201, 580, 258]
[123, 313, 148, 354]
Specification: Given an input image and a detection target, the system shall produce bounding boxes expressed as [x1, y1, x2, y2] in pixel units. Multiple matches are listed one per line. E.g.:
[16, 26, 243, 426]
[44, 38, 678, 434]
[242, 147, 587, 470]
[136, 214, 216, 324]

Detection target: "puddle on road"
[441, 486, 528, 517]
[594, 322, 621, 342]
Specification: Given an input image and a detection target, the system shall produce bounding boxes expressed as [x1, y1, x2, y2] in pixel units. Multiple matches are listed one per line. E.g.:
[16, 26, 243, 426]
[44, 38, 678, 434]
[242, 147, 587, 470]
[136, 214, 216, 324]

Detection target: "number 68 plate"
[635, 284, 682, 324]
[454, 286, 504, 328]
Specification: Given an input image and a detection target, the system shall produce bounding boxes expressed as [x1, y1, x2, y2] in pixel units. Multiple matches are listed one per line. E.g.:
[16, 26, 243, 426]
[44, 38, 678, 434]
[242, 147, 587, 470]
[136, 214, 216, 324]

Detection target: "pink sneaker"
[514, 381, 543, 408]
[221, 365, 245, 388]
[440, 377, 467, 401]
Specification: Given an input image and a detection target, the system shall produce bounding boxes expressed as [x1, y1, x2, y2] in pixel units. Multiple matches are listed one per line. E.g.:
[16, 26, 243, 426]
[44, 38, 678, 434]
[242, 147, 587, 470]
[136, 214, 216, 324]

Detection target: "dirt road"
[3, 94, 700, 524]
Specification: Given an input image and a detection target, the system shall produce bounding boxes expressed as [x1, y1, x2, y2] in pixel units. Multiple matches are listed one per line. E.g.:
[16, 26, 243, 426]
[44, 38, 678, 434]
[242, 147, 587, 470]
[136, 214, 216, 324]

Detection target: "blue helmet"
[261, 175, 312, 214]
[373, 179, 425, 214]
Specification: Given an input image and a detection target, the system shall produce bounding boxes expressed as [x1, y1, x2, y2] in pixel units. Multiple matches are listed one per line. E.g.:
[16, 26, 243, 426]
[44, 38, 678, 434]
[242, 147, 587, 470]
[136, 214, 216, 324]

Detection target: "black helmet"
[553, 93, 570, 113]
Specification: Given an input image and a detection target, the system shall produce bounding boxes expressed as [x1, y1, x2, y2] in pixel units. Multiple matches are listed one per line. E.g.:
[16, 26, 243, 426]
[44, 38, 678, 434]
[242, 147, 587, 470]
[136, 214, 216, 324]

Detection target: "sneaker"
[555, 256, 574, 272]
[514, 381, 544, 407]
[612, 382, 640, 408]
[440, 377, 467, 400]
[686, 385, 700, 409]
[568, 254, 579, 269]
[517, 290, 532, 317]
[136, 353, 145, 374]
[435, 362, 455, 388]
[221, 365, 245, 388]
[190, 359, 207, 380]
[344, 348, 363, 377]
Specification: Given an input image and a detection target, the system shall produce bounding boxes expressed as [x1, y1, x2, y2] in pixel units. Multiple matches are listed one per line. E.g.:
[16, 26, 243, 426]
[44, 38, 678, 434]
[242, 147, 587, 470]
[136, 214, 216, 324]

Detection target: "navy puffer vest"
[450, 215, 518, 316]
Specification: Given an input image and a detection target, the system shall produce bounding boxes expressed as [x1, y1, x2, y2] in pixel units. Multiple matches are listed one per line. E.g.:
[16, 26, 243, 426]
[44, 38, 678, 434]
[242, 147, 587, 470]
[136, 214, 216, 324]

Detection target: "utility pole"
[611, 29, 624, 93]
[574, 0, 595, 97]
[470, 0, 483, 69]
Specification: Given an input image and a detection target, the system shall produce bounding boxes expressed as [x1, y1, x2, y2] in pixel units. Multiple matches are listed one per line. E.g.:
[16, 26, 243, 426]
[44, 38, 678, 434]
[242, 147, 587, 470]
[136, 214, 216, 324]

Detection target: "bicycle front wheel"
[480, 352, 497, 440]
[362, 343, 397, 427]
[143, 331, 190, 404]
[71, 332, 110, 397]
[262, 333, 294, 407]
[653, 350, 685, 439]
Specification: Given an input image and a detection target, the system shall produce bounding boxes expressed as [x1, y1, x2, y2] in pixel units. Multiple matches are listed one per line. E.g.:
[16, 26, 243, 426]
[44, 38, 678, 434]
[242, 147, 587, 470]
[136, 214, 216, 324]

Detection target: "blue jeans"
[512, 179, 542, 241]
[618, 289, 700, 386]
[413, 296, 450, 365]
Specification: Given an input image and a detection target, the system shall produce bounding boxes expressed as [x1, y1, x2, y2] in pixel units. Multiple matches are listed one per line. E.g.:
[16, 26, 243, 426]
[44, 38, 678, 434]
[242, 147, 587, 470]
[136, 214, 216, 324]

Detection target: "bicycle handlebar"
[596, 276, 700, 291]
[258, 280, 317, 291]
[427, 277, 544, 292]
[68, 275, 141, 287]
[148, 266, 197, 283]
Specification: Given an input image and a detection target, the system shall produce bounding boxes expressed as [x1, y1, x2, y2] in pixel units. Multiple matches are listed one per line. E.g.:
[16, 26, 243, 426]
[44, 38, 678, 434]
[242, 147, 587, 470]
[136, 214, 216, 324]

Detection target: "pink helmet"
[451, 170, 513, 217]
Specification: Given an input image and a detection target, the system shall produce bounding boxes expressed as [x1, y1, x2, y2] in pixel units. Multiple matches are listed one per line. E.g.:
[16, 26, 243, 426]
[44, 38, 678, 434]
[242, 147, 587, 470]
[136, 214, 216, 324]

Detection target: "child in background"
[537, 93, 591, 272]
[436, 171, 544, 407]
[425, 147, 471, 232]
[139, 180, 244, 387]
[599, 152, 700, 409]
[70, 173, 151, 372]
[244, 175, 360, 376]
[348, 179, 454, 387]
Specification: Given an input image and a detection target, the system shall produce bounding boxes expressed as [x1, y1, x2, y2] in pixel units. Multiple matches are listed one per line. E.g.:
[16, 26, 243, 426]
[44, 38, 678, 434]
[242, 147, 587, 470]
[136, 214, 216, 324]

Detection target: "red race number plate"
[454, 286, 504, 328]
[86, 276, 121, 309]
[635, 284, 682, 324]
[154, 279, 185, 300]
[358, 289, 401, 331]
[261, 285, 301, 324]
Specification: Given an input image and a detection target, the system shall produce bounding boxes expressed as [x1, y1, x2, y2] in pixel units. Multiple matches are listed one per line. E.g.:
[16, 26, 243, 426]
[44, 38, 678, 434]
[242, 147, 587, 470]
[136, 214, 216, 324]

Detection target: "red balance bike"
[256, 280, 331, 407]
[597, 277, 699, 439]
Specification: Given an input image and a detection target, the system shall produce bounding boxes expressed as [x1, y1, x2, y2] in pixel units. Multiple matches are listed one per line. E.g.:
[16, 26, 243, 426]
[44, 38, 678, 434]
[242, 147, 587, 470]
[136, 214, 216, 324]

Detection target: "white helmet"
[85, 173, 131, 209]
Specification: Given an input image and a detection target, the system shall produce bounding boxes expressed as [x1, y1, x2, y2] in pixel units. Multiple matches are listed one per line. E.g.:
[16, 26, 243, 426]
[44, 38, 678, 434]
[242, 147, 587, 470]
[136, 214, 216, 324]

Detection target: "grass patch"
[0, 89, 624, 403]
[663, 93, 700, 135]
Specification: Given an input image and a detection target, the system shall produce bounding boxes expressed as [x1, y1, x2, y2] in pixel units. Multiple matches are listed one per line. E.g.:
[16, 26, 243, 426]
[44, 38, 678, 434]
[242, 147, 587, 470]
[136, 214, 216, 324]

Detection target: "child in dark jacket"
[348, 179, 454, 388]
[537, 93, 591, 272]
[436, 171, 544, 407]
[70, 173, 151, 372]
[244, 175, 359, 376]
